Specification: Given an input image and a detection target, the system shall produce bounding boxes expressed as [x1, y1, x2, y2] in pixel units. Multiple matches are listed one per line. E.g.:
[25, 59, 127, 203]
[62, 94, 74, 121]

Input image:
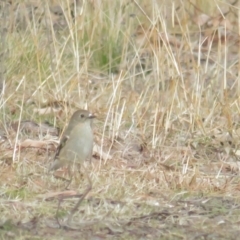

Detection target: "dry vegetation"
[0, 0, 240, 239]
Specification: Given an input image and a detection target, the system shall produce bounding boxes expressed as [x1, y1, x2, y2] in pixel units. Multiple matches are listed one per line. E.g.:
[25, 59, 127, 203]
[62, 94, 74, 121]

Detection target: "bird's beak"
[88, 113, 96, 119]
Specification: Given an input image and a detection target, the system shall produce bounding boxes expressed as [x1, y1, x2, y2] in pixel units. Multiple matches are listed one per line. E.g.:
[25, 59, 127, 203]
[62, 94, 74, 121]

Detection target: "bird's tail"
[48, 159, 63, 172]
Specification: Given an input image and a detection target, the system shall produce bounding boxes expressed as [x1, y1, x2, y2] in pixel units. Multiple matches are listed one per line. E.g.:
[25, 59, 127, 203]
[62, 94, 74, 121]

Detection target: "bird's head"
[72, 109, 96, 123]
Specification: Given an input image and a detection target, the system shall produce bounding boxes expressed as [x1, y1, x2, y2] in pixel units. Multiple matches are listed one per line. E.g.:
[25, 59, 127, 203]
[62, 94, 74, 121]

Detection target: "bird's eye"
[80, 114, 84, 118]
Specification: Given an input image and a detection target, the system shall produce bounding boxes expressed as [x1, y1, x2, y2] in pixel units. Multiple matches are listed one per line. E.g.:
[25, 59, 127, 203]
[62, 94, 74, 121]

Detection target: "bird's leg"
[67, 165, 92, 224]
[55, 197, 64, 228]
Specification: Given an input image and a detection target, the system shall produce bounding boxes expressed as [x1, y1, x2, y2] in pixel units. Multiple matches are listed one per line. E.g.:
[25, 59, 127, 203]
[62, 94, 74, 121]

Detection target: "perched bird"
[49, 109, 96, 223]
[49, 109, 95, 173]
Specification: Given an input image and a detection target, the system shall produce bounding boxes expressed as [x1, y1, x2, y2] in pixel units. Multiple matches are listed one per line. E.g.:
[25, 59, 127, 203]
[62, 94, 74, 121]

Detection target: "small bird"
[49, 109, 95, 173]
[49, 109, 96, 224]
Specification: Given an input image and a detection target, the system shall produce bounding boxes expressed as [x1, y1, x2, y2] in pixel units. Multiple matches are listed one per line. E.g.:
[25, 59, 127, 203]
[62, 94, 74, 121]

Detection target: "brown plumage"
[49, 109, 95, 172]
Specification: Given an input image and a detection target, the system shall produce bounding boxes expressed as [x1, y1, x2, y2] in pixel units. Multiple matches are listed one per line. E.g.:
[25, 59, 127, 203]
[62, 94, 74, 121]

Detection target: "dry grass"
[0, 0, 240, 239]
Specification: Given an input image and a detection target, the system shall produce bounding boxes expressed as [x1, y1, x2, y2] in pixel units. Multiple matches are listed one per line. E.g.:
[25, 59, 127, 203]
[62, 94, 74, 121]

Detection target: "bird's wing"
[54, 134, 69, 159]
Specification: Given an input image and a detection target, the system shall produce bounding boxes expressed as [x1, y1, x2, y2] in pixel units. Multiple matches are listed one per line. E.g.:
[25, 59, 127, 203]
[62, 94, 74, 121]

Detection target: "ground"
[0, 0, 240, 239]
